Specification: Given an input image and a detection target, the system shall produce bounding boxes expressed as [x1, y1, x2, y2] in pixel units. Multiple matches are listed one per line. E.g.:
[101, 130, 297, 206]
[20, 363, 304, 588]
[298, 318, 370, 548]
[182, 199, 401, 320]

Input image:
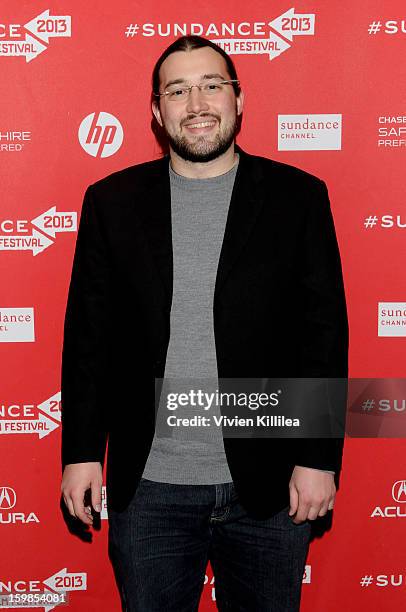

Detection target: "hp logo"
[78, 111, 123, 158]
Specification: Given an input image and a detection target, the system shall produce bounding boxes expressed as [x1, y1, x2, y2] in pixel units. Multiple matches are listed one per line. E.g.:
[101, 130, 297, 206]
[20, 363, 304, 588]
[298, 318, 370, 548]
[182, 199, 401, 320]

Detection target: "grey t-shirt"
[141, 159, 239, 483]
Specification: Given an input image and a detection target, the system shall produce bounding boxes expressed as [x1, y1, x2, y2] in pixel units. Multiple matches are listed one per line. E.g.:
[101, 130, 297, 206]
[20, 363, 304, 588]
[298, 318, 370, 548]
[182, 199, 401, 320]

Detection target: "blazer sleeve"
[60, 185, 111, 471]
[294, 179, 349, 474]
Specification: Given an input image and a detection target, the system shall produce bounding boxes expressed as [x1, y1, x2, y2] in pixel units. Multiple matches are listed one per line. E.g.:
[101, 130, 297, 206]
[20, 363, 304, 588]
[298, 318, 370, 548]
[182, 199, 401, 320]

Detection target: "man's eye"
[172, 89, 186, 96]
[206, 84, 221, 90]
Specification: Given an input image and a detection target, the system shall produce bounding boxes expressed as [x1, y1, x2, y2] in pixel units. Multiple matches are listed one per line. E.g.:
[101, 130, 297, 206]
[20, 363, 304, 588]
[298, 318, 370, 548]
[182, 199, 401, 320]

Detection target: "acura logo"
[392, 480, 406, 503]
[0, 486, 17, 509]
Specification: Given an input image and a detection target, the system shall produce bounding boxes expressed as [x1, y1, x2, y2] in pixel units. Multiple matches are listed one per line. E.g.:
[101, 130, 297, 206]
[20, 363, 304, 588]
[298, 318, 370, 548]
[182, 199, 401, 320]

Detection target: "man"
[61, 35, 348, 611]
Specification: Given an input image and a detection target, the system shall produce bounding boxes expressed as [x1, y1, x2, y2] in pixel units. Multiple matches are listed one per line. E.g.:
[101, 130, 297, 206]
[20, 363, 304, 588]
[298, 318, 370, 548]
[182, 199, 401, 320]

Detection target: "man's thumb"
[289, 485, 299, 516]
[91, 481, 102, 513]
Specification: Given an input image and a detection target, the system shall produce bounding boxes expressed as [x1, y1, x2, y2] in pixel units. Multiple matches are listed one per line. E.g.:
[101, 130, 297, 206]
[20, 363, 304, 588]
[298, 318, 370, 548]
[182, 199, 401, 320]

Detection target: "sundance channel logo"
[378, 303, 406, 337]
[278, 114, 342, 150]
[124, 8, 315, 62]
[0, 308, 34, 342]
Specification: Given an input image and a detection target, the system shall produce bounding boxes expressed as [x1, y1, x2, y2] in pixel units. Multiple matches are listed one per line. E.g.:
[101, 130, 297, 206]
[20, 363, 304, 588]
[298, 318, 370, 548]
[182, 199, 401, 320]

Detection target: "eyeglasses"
[154, 79, 240, 102]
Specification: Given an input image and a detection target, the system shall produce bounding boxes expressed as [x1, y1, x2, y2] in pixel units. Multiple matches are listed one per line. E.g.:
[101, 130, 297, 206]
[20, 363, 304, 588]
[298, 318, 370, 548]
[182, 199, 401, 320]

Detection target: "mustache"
[181, 113, 221, 127]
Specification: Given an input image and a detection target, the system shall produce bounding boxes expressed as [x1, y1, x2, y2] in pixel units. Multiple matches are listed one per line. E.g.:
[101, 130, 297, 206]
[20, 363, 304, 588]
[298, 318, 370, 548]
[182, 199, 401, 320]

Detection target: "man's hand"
[288, 465, 335, 524]
[61, 462, 103, 525]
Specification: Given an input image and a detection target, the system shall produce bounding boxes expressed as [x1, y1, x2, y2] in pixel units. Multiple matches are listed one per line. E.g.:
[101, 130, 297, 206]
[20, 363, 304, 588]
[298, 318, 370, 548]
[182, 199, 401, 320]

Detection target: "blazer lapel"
[136, 155, 173, 308]
[214, 146, 265, 298]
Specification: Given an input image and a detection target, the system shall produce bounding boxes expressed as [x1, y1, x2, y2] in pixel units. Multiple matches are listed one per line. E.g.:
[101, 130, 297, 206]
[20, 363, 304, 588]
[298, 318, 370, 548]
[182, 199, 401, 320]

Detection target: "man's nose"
[186, 86, 209, 114]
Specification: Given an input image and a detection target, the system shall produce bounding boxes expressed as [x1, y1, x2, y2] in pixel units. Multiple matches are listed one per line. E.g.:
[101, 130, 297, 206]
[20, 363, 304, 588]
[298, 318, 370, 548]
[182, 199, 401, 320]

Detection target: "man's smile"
[182, 116, 219, 135]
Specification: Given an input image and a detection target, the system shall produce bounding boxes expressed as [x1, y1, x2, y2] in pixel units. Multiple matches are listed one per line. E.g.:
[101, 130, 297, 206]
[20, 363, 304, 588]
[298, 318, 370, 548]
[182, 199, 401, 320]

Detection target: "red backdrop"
[1, 1, 406, 610]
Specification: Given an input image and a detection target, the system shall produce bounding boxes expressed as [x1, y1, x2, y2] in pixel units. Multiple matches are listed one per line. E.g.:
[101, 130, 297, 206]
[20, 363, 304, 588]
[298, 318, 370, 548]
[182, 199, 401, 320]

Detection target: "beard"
[163, 111, 238, 163]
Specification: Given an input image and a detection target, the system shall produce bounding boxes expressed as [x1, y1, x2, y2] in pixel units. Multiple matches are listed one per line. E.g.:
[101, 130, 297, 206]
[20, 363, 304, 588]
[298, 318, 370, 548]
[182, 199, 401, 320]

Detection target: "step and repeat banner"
[1, 1, 405, 610]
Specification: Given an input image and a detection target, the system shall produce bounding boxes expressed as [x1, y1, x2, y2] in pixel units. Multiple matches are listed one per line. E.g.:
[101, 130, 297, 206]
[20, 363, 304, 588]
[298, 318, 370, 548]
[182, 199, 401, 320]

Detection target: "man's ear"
[152, 101, 163, 127]
[236, 89, 244, 116]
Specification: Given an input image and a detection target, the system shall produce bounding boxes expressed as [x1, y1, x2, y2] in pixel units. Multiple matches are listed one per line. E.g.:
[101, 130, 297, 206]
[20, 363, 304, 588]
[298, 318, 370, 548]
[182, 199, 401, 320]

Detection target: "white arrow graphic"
[43, 568, 87, 592]
[0, 229, 53, 255]
[38, 412, 59, 438]
[25, 34, 48, 63]
[32, 229, 53, 255]
[24, 10, 72, 44]
[31, 207, 77, 238]
[269, 8, 315, 42]
[0, 412, 59, 438]
[267, 31, 290, 61]
[38, 391, 61, 422]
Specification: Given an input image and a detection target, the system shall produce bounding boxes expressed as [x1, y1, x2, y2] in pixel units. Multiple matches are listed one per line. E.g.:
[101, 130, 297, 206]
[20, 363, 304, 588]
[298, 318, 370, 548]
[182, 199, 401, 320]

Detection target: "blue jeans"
[108, 478, 311, 611]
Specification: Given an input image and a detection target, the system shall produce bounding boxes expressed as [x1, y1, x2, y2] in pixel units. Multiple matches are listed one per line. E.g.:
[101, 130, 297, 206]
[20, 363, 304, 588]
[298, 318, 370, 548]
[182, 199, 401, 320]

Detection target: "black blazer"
[61, 146, 349, 519]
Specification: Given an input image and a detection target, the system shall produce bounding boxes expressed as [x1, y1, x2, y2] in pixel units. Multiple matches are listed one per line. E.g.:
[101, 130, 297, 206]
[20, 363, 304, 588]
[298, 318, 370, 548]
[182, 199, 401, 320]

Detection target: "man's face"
[152, 46, 244, 162]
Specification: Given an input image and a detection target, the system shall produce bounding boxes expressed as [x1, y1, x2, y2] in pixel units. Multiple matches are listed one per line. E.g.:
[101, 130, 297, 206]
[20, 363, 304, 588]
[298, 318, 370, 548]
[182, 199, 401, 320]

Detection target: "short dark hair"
[151, 35, 241, 98]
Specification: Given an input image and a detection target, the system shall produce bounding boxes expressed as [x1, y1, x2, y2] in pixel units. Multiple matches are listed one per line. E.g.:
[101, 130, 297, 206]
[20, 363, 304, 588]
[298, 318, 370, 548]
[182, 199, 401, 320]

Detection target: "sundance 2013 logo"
[0, 10, 71, 63]
[124, 8, 315, 62]
[0, 207, 77, 256]
[0, 391, 61, 437]
[0, 568, 87, 612]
